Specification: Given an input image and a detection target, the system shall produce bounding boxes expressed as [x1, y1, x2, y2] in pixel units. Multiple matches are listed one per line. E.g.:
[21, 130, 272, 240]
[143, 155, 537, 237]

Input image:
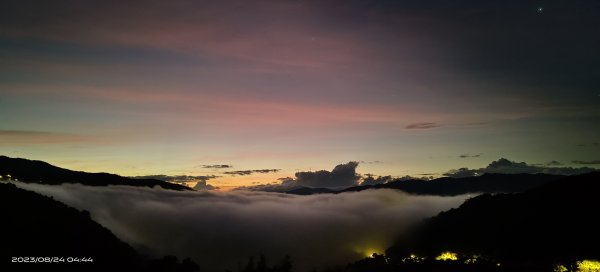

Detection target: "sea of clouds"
[14, 183, 470, 271]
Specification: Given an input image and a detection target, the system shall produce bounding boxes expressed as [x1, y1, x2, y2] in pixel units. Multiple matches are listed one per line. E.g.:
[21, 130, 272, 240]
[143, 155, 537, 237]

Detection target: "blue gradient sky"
[1, 0, 599, 187]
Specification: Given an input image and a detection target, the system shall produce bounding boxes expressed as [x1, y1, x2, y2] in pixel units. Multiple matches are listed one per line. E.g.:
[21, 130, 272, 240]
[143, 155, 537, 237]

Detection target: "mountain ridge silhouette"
[0, 155, 190, 190]
[283, 173, 564, 196]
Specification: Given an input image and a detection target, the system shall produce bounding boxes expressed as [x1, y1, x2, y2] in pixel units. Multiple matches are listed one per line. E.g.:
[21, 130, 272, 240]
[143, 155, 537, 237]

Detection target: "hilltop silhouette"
[0, 155, 189, 190]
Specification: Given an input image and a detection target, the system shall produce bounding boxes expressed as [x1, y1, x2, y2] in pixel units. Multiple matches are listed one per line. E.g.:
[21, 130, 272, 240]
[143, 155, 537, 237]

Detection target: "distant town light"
[435, 251, 458, 261]
[577, 260, 600, 272]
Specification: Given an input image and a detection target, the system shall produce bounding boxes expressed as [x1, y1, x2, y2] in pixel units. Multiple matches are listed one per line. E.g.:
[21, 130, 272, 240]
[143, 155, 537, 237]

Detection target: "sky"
[1, 0, 599, 188]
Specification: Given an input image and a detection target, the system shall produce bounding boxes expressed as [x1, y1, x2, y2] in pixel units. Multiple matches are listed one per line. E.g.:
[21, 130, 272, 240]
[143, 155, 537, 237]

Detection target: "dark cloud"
[223, 169, 280, 176]
[405, 123, 440, 130]
[360, 175, 429, 186]
[459, 153, 481, 158]
[291, 162, 360, 188]
[444, 158, 598, 177]
[245, 163, 429, 191]
[14, 182, 469, 272]
[192, 180, 218, 190]
[398, 175, 433, 181]
[444, 168, 480, 178]
[484, 158, 538, 174]
[0, 129, 91, 145]
[576, 143, 600, 148]
[546, 160, 563, 166]
[572, 160, 600, 165]
[199, 164, 232, 169]
[0, 130, 55, 136]
[132, 175, 218, 183]
[360, 175, 392, 186]
[359, 160, 383, 164]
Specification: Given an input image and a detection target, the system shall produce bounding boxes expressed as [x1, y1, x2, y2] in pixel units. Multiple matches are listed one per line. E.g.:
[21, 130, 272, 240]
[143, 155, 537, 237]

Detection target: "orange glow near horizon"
[178, 171, 290, 191]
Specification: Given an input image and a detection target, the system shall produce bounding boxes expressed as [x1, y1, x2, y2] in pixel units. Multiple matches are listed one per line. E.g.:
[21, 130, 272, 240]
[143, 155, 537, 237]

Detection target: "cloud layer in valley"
[14, 183, 469, 271]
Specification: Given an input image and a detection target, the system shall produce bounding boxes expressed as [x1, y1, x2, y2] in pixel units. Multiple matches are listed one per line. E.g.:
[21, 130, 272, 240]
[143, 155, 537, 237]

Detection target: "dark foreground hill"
[346, 172, 600, 272]
[0, 182, 137, 271]
[0, 182, 199, 272]
[0, 155, 189, 190]
[285, 173, 564, 196]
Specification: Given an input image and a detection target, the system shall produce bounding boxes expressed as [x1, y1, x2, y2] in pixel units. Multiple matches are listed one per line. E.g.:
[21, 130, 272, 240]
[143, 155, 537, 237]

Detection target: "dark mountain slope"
[0, 182, 200, 271]
[285, 186, 336, 195]
[0, 182, 139, 271]
[0, 155, 189, 190]
[382, 172, 600, 271]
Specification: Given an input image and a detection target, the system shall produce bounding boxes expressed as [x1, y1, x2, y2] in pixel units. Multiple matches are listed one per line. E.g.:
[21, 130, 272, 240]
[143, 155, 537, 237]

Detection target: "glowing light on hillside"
[577, 260, 600, 272]
[464, 255, 479, 264]
[355, 244, 384, 258]
[435, 251, 458, 261]
[402, 253, 425, 263]
[362, 249, 382, 258]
